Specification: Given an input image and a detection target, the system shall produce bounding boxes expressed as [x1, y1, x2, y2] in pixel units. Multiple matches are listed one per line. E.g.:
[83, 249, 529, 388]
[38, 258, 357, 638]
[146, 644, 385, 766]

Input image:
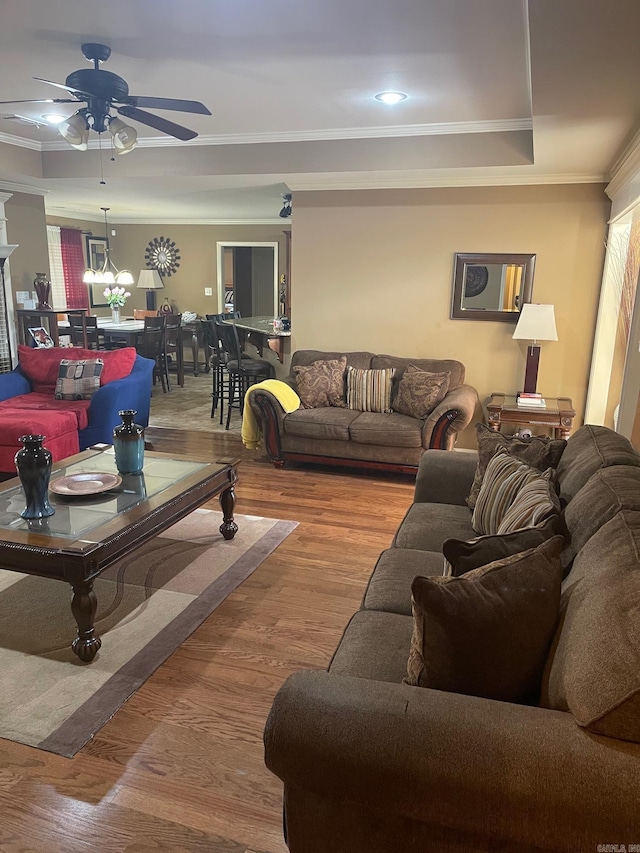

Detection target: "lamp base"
[522, 344, 541, 395]
[145, 290, 156, 311]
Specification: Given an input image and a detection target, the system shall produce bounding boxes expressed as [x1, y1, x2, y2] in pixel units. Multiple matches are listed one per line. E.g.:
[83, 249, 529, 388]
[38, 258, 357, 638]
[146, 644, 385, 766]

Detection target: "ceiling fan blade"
[123, 96, 211, 115]
[0, 97, 76, 105]
[118, 105, 198, 141]
[33, 77, 94, 100]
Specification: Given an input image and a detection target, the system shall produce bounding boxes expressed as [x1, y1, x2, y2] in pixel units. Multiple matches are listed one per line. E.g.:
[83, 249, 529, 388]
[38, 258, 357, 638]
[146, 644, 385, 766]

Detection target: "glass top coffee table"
[0, 445, 240, 662]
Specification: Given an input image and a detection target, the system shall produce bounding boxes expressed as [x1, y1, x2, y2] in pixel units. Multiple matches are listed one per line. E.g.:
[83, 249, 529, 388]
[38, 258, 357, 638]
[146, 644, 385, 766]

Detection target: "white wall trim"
[605, 127, 640, 201]
[37, 117, 534, 152]
[0, 181, 49, 197]
[0, 131, 41, 151]
[216, 241, 279, 316]
[285, 171, 606, 192]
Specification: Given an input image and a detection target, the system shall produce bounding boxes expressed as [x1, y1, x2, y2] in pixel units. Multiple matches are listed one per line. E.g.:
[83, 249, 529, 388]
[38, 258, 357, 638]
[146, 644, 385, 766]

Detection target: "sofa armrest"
[422, 383, 480, 450]
[79, 355, 155, 449]
[413, 447, 477, 505]
[264, 671, 640, 851]
[0, 368, 31, 402]
[248, 387, 295, 465]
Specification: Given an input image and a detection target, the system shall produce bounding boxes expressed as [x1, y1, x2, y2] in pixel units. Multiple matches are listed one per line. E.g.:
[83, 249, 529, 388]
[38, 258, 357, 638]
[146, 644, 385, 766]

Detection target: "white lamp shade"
[83, 269, 96, 283]
[513, 303, 558, 342]
[137, 269, 164, 290]
[0, 244, 18, 261]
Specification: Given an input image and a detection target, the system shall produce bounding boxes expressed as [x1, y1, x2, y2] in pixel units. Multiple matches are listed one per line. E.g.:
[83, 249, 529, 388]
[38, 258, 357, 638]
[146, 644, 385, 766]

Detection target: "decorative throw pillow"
[443, 514, 562, 577]
[54, 359, 104, 400]
[472, 452, 546, 535]
[405, 536, 564, 703]
[467, 423, 567, 509]
[293, 357, 347, 408]
[345, 366, 395, 413]
[497, 468, 561, 534]
[392, 365, 450, 419]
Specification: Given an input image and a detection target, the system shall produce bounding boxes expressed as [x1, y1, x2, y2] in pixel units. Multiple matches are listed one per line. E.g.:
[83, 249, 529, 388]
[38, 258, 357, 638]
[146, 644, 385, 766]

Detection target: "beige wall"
[47, 216, 289, 317]
[289, 185, 610, 447]
[5, 192, 49, 297]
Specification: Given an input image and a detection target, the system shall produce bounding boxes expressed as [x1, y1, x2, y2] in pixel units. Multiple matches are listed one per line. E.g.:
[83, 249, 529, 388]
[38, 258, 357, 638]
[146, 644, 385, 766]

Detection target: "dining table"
[57, 317, 202, 375]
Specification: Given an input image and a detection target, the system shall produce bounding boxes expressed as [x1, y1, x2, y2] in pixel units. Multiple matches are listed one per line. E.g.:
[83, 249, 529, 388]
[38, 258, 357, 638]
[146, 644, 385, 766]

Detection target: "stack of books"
[517, 392, 546, 408]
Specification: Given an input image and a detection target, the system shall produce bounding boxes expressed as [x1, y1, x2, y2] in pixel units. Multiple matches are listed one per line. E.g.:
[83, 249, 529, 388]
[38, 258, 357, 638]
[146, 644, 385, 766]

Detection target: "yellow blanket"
[242, 380, 301, 449]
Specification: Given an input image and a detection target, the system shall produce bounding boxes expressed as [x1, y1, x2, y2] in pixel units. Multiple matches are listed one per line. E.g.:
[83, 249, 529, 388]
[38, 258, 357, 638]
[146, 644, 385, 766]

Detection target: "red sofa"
[0, 345, 154, 473]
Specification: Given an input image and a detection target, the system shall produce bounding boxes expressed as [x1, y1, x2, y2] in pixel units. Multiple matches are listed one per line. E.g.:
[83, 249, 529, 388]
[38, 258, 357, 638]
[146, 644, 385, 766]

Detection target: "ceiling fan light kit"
[0, 42, 211, 152]
[83, 207, 134, 286]
[58, 112, 89, 150]
[108, 116, 137, 154]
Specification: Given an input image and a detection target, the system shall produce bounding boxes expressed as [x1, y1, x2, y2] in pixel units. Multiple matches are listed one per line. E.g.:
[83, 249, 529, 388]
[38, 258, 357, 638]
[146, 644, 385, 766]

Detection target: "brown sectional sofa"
[248, 350, 479, 473]
[264, 424, 640, 852]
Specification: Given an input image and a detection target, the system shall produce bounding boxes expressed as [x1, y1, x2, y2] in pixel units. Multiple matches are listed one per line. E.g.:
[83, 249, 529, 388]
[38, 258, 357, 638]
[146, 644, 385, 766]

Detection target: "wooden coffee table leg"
[219, 484, 238, 540]
[70, 580, 102, 663]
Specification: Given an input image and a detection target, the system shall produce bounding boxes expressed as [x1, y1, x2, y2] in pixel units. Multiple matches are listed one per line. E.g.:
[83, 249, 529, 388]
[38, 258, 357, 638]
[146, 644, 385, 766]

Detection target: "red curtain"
[60, 228, 89, 310]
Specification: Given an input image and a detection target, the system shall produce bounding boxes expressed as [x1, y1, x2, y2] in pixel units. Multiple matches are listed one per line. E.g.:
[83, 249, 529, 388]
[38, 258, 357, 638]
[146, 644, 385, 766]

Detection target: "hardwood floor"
[0, 427, 415, 852]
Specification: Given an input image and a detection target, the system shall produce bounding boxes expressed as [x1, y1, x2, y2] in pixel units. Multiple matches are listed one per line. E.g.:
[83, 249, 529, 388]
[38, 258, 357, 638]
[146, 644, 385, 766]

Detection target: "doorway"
[216, 242, 278, 317]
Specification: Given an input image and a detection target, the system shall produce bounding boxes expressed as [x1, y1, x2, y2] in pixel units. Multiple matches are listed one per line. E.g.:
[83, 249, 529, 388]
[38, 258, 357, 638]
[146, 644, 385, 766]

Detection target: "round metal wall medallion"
[145, 237, 181, 277]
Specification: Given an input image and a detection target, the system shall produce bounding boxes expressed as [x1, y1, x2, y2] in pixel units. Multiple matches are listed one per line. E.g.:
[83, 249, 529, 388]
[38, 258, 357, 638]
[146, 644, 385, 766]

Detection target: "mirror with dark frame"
[450, 252, 536, 322]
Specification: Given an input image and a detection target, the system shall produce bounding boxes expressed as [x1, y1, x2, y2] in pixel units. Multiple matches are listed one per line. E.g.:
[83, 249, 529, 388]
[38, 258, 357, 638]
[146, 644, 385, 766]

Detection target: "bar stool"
[214, 321, 275, 429]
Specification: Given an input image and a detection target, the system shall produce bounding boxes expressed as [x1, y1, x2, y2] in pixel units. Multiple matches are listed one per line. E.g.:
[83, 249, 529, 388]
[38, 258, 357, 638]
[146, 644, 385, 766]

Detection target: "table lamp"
[137, 269, 164, 310]
[512, 303, 557, 395]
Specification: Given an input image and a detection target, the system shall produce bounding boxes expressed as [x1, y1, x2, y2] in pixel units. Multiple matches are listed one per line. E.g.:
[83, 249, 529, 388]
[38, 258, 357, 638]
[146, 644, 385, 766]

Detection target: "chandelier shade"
[83, 208, 134, 286]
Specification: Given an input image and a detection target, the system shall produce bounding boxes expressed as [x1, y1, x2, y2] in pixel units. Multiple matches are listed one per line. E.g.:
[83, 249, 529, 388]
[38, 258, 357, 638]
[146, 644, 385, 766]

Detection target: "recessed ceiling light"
[374, 92, 408, 105]
[42, 114, 66, 124]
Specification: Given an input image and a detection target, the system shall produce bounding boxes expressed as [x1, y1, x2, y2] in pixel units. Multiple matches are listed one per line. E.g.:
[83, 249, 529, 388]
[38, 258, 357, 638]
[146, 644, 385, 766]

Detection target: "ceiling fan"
[0, 42, 211, 153]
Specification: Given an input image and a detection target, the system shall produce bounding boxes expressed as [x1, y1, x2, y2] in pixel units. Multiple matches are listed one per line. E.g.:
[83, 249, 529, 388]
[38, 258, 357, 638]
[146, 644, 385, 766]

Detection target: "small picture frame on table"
[28, 326, 54, 348]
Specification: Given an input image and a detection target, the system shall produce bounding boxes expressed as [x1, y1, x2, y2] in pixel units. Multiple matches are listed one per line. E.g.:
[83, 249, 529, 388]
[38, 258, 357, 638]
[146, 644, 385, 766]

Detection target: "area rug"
[0, 509, 297, 757]
[148, 370, 244, 435]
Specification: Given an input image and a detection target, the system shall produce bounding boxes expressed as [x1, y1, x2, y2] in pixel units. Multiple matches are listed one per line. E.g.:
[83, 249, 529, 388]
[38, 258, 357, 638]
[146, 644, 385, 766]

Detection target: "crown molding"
[605, 127, 640, 200]
[0, 180, 49, 197]
[38, 117, 533, 152]
[45, 208, 287, 225]
[285, 170, 606, 192]
[0, 131, 41, 151]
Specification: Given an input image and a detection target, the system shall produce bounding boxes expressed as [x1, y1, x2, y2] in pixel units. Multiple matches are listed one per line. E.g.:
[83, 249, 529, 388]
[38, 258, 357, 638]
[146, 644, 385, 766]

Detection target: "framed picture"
[85, 236, 110, 307]
[28, 326, 54, 348]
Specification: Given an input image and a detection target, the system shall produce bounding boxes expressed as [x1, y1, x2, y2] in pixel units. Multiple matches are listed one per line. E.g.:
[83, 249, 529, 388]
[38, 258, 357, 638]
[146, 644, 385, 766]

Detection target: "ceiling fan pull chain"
[98, 133, 106, 185]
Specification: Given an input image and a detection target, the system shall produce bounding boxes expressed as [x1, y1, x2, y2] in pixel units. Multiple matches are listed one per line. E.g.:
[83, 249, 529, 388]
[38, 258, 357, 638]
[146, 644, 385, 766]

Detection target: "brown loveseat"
[264, 425, 640, 852]
[248, 350, 479, 473]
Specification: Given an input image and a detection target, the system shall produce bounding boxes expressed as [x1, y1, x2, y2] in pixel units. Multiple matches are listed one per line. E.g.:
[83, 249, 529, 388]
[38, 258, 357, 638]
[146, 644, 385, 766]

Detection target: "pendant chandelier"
[82, 207, 134, 286]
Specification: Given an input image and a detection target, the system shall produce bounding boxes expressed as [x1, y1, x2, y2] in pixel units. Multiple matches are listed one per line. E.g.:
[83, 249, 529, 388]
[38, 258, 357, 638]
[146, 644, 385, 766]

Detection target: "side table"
[487, 393, 576, 440]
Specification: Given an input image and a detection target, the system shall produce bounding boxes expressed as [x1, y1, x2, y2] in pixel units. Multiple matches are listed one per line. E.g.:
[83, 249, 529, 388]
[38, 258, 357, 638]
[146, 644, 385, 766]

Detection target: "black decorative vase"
[113, 410, 145, 475]
[14, 434, 55, 520]
[33, 273, 52, 310]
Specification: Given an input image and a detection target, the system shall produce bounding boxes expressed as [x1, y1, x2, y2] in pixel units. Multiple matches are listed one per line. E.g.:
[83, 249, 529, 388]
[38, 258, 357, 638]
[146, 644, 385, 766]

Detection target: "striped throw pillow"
[54, 358, 104, 400]
[346, 366, 395, 413]
[497, 469, 560, 534]
[472, 452, 544, 535]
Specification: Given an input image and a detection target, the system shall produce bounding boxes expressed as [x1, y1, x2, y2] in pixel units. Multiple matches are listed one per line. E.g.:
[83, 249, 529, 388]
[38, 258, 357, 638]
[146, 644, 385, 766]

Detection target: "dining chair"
[68, 314, 105, 350]
[135, 315, 167, 392]
[162, 314, 183, 390]
[214, 321, 275, 429]
[133, 309, 159, 320]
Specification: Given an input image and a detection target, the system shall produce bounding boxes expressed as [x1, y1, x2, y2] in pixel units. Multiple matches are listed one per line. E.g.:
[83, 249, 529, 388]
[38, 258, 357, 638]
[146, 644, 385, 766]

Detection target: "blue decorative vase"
[113, 410, 145, 475]
[15, 434, 55, 519]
